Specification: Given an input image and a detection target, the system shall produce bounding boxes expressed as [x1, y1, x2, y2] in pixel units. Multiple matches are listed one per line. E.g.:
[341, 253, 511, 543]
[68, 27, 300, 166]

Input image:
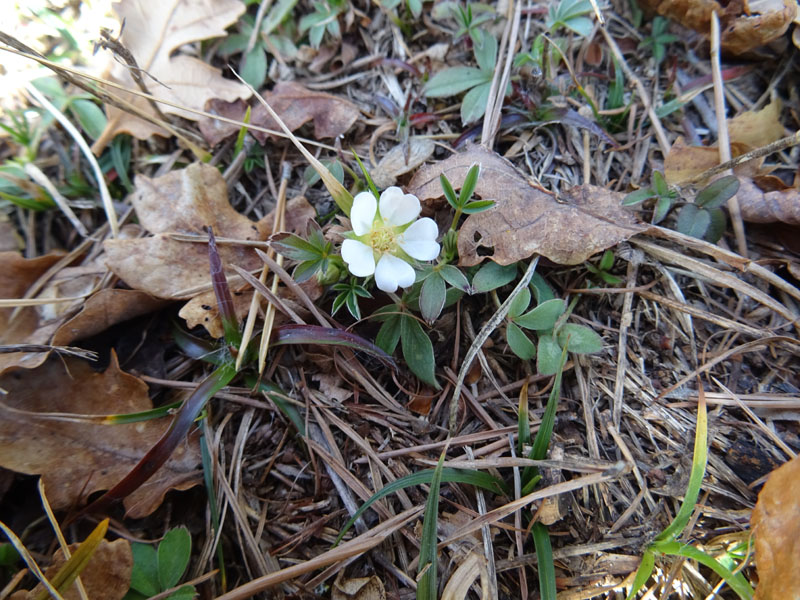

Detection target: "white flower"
[341, 187, 440, 293]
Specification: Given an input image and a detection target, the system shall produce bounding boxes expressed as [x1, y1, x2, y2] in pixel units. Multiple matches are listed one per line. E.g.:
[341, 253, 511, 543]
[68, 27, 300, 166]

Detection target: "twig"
[710, 12, 747, 258]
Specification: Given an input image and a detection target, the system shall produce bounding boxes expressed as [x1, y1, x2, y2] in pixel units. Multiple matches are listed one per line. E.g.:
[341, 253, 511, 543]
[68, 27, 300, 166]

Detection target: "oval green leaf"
[514, 298, 565, 331]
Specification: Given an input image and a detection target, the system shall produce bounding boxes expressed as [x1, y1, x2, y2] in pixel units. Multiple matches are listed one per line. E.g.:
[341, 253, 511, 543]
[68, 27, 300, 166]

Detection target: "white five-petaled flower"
[341, 187, 440, 293]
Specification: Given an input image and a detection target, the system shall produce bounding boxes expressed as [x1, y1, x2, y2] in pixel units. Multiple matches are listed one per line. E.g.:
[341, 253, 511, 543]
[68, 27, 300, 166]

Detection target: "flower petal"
[350, 191, 377, 236]
[374, 253, 416, 293]
[379, 187, 421, 226]
[398, 218, 440, 261]
[341, 239, 376, 277]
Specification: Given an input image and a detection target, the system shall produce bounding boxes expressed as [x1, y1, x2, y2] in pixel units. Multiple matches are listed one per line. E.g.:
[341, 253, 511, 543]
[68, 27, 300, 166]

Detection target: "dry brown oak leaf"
[10, 538, 132, 600]
[0, 353, 202, 518]
[92, 0, 250, 152]
[199, 81, 361, 146]
[637, 0, 797, 55]
[0, 251, 65, 373]
[104, 162, 275, 299]
[750, 455, 800, 600]
[407, 145, 645, 266]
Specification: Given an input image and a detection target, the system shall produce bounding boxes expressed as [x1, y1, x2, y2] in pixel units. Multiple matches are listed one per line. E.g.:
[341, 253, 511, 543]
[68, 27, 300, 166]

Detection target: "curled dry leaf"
[638, 0, 797, 54]
[92, 0, 250, 151]
[0, 353, 202, 518]
[104, 163, 315, 299]
[10, 538, 132, 600]
[750, 455, 800, 600]
[199, 81, 361, 146]
[332, 572, 386, 600]
[737, 176, 800, 224]
[371, 137, 436, 189]
[408, 145, 644, 266]
[179, 288, 255, 338]
[0, 251, 65, 373]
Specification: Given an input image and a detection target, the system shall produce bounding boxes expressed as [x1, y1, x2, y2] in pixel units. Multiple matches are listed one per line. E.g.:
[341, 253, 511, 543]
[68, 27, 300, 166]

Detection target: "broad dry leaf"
[52, 289, 168, 346]
[751, 455, 800, 600]
[0, 251, 65, 373]
[664, 137, 753, 184]
[10, 538, 132, 600]
[104, 163, 270, 299]
[371, 137, 436, 189]
[408, 145, 644, 266]
[728, 99, 786, 150]
[199, 81, 360, 146]
[0, 354, 202, 518]
[178, 288, 255, 338]
[92, 0, 250, 151]
[638, 0, 796, 54]
[332, 572, 386, 600]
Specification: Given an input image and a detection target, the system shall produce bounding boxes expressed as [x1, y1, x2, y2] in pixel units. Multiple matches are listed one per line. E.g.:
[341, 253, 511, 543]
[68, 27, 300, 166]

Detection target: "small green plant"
[298, 0, 347, 49]
[432, 1, 495, 45]
[218, 0, 298, 88]
[545, 0, 595, 36]
[124, 527, 196, 600]
[639, 16, 678, 64]
[584, 249, 622, 286]
[623, 173, 738, 242]
[424, 31, 509, 124]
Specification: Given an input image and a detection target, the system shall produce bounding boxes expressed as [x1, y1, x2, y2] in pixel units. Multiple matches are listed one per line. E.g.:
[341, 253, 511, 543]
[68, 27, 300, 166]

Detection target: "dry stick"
[24, 84, 118, 238]
[600, 27, 670, 155]
[466, 446, 499, 600]
[235, 163, 290, 372]
[710, 12, 747, 258]
[612, 251, 641, 428]
[481, 0, 522, 147]
[214, 506, 423, 600]
[23, 163, 88, 237]
[449, 257, 539, 434]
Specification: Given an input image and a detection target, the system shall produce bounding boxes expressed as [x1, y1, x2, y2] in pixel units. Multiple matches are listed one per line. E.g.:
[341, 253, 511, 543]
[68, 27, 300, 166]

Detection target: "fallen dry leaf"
[104, 163, 269, 299]
[751, 455, 800, 600]
[199, 81, 361, 146]
[332, 572, 386, 600]
[0, 251, 65, 373]
[737, 175, 800, 224]
[178, 288, 255, 338]
[727, 99, 787, 150]
[0, 354, 202, 518]
[92, 0, 250, 151]
[371, 137, 436, 189]
[10, 538, 132, 600]
[408, 145, 644, 266]
[52, 289, 168, 346]
[638, 0, 797, 54]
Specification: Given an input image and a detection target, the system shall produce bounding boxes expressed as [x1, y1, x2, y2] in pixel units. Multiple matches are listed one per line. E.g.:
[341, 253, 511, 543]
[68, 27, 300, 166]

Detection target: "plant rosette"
[341, 187, 440, 293]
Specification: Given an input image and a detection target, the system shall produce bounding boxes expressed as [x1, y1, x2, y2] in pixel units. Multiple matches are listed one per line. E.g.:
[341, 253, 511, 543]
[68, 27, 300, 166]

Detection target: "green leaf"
[461, 199, 494, 214]
[622, 187, 656, 206]
[461, 81, 492, 125]
[695, 175, 739, 209]
[420, 273, 446, 324]
[652, 170, 669, 196]
[706, 207, 726, 243]
[439, 265, 471, 292]
[157, 527, 191, 590]
[166, 585, 198, 600]
[309, 23, 325, 48]
[217, 33, 249, 56]
[514, 299, 566, 331]
[423, 66, 488, 97]
[271, 233, 324, 262]
[530, 272, 555, 303]
[556, 323, 603, 354]
[530, 342, 567, 461]
[536, 335, 563, 376]
[440, 174, 458, 209]
[625, 550, 656, 600]
[459, 163, 482, 206]
[417, 450, 446, 600]
[241, 45, 268, 89]
[334, 468, 505, 545]
[676, 204, 711, 239]
[532, 523, 556, 600]
[408, 0, 423, 17]
[472, 261, 517, 293]
[401, 316, 439, 388]
[129, 544, 159, 597]
[262, 0, 298, 34]
[376, 314, 402, 355]
[69, 99, 106, 139]
[652, 195, 673, 223]
[562, 15, 593, 36]
[473, 31, 497, 72]
[652, 542, 753, 600]
[506, 321, 536, 360]
[508, 286, 531, 319]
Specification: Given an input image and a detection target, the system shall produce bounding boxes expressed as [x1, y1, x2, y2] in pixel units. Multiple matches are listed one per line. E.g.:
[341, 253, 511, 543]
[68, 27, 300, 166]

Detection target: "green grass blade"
[626, 550, 656, 600]
[417, 448, 446, 600]
[654, 542, 753, 600]
[334, 468, 506, 546]
[654, 388, 707, 542]
[532, 522, 556, 600]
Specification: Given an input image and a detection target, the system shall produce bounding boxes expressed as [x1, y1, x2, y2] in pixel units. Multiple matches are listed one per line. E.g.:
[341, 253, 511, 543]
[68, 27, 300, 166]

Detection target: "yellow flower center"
[368, 222, 397, 254]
